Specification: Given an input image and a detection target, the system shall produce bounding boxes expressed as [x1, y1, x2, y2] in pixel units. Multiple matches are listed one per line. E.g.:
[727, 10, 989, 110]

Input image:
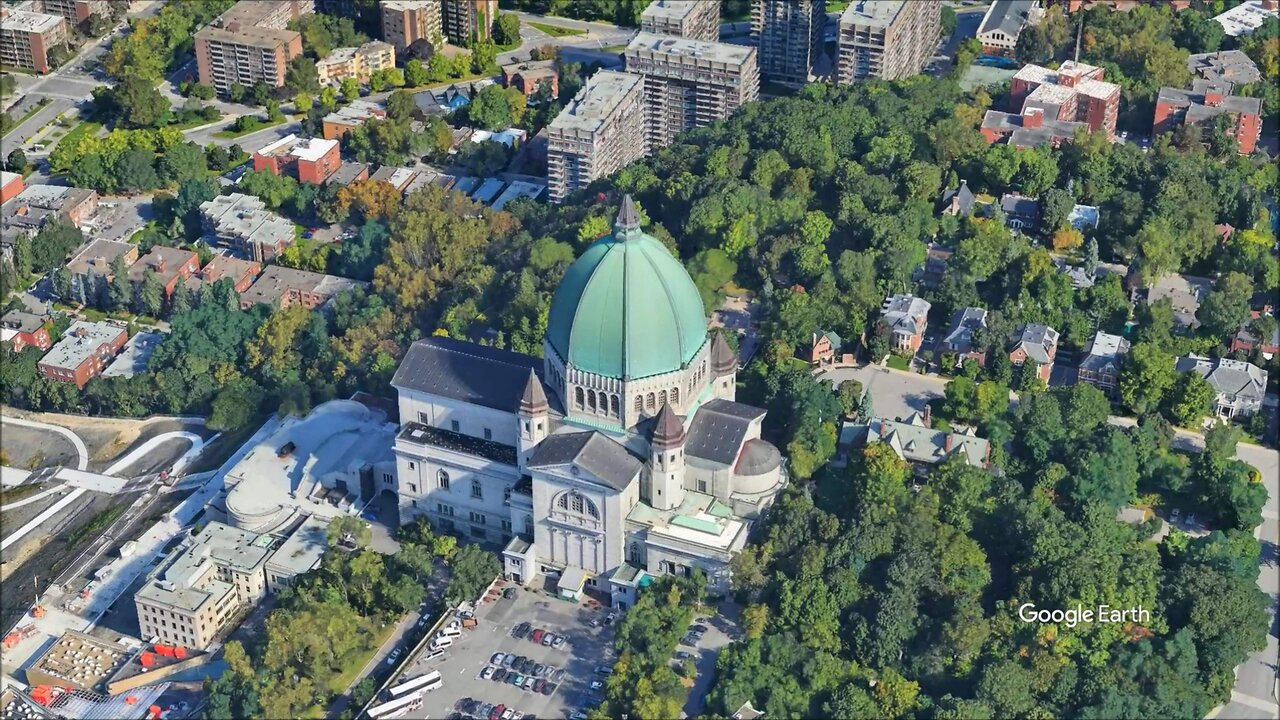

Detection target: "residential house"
[0, 310, 51, 353]
[1144, 273, 1213, 331]
[1174, 355, 1269, 418]
[804, 330, 842, 366]
[938, 180, 977, 216]
[999, 193, 1040, 233]
[1008, 323, 1059, 382]
[326, 161, 370, 186]
[879, 294, 931, 353]
[126, 247, 200, 299]
[939, 307, 988, 367]
[199, 256, 262, 295]
[414, 83, 473, 114]
[64, 239, 138, 304]
[839, 414, 991, 472]
[38, 320, 128, 388]
[369, 166, 420, 193]
[1077, 331, 1130, 395]
[238, 265, 366, 310]
[252, 135, 342, 184]
[1230, 312, 1279, 358]
[913, 242, 953, 290]
[1067, 203, 1099, 231]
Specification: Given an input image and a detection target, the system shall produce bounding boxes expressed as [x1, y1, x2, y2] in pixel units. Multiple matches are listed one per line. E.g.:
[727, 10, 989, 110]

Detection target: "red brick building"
[38, 320, 127, 388]
[1154, 80, 1263, 155]
[0, 171, 23, 203]
[0, 310, 51, 353]
[502, 60, 559, 98]
[200, 256, 262, 294]
[1010, 61, 1119, 138]
[127, 247, 200, 298]
[252, 134, 342, 184]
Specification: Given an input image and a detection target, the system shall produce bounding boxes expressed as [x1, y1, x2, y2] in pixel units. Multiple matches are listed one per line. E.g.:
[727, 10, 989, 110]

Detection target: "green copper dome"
[547, 197, 708, 381]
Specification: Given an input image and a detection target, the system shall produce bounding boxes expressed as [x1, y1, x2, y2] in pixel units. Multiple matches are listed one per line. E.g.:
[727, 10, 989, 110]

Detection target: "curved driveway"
[103, 431, 205, 477]
[0, 415, 88, 470]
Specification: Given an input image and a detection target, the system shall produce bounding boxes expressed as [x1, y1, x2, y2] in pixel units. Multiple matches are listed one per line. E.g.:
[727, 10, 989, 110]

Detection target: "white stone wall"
[398, 387, 520, 446]
[530, 467, 636, 577]
[395, 440, 521, 544]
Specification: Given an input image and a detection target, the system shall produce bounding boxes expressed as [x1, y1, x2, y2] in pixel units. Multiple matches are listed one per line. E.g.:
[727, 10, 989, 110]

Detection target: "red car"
[531, 629, 544, 644]
[490, 704, 506, 720]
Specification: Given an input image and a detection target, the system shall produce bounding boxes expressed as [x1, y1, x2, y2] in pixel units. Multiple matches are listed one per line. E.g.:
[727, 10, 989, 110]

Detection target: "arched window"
[523, 516, 534, 536]
[574, 386, 584, 409]
[572, 494, 584, 513]
[646, 392, 656, 410]
[628, 542, 642, 564]
[634, 395, 643, 411]
[471, 478, 482, 499]
[658, 390, 667, 407]
[557, 494, 569, 510]
[671, 387, 679, 405]
[587, 389, 597, 412]
[437, 470, 450, 489]
[610, 395, 620, 417]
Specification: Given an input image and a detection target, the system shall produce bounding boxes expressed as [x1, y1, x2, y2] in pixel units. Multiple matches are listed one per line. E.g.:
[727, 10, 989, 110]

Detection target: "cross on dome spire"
[615, 194, 641, 233]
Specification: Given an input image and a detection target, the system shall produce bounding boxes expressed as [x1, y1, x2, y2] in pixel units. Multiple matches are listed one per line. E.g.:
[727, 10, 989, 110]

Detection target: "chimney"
[922, 404, 932, 428]
[1022, 109, 1044, 129]
[155, 255, 166, 273]
[878, 421, 888, 439]
[944, 434, 954, 453]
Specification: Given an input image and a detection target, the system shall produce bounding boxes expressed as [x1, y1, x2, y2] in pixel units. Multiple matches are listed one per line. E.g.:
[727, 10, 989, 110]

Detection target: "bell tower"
[648, 403, 687, 510]
[517, 368, 549, 471]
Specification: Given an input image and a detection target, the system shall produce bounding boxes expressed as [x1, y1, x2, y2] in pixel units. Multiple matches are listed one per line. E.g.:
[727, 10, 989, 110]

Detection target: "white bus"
[388, 671, 442, 699]
[366, 693, 422, 719]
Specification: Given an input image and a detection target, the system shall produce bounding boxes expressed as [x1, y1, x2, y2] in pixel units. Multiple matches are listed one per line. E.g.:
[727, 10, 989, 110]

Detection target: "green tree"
[405, 58, 428, 87]
[1119, 342, 1177, 415]
[158, 142, 207, 185]
[294, 92, 313, 114]
[1166, 370, 1215, 428]
[208, 379, 263, 431]
[113, 148, 160, 193]
[327, 515, 372, 548]
[1199, 272, 1252, 342]
[6, 148, 27, 173]
[493, 13, 521, 46]
[109, 253, 133, 310]
[445, 544, 501, 604]
[139, 268, 165, 316]
[385, 89, 416, 122]
[110, 74, 171, 129]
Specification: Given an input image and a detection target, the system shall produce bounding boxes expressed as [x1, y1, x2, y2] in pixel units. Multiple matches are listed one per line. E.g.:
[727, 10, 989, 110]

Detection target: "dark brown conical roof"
[651, 403, 685, 450]
[710, 331, 737, 375]
[615, 194, 641, 232]
[518, 368, 548, 415]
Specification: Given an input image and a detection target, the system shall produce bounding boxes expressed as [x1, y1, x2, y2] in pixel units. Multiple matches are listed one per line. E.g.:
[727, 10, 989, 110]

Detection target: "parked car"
[594, 665, 613, 676]
[541, 681, 557, 695]
[680, 634, 698, 646]
[523, 676, 537, 691]
[503, 587, 517, 599]
[489, 704, 505, 720]
[491, 652, 506, 665]
[675, 651, 692, 661]
[501, 709, 515, 720]
[691, 624, 708, 633]
[541, 632, 555, 646]
[479, 703, 494, 718]
[480, 666, 494, 680]
[552, 668, 566, 683]
[552, 635, 566, 649]
[533, 663, 545, 677]
[531, 629, 544, 644]
[386, 647, 402, 665]
[511, 673, 525, 686]
[494, 668, 508, 682]
[502, 655, 516, 669]
[513, 622, 530, 639]
[590, 680, 605, 692]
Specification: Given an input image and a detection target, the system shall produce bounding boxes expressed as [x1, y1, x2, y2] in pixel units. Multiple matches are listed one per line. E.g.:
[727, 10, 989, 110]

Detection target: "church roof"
[519, 367, 549, 414]
[392, 336, 546, 412]
[527, 431, 643, 490]
[651, 403, 686, 450]
[545, 199, 708, 381]
[710, 330, 737, 375]
[685, 399, 765, 466]
[735, 438, 781, 476]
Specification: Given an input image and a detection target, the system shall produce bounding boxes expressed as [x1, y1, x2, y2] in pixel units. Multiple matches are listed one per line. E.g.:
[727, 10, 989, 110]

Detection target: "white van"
[439, 626, 462, 639]
[430, 635, 454, 650]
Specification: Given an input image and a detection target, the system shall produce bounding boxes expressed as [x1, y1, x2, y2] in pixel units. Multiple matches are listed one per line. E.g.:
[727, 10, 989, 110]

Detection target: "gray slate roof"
[1187, 50, 1262, 87]
[527, 431, 642, 491]
[1174, 355, 1268, 402]
[942, 307, 988, 354]
[845, 418, 990, 468]
[1079, 332, 1130, 372]
[881, 294, 931, 336]
[1010, 323, 1059, 365]
[940, 181, 976, 215]
[978, 0, 1038, 38]
[392, 337, 547, 413]
[1000, 194, 1040, 220]
[685, 399, 765, 466]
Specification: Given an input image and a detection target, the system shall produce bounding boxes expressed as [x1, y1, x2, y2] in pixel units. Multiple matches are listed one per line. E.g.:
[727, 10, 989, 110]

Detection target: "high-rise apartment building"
[194, 0, 311, 96]
[547, 71, 646, 204]
[640, 0, 721, 42]
[836, 0, 940, 82]
[625, 32, 759, 151]
[38, 0, 110, 26]
[751, 0, 825, 85]
[381, 0, 442, 50]
[0, 7, 67, 74]
[442, 0, 497, 44]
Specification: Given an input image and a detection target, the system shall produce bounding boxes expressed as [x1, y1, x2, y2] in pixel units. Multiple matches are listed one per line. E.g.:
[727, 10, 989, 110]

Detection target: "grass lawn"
[600, 44, 627, 53]
[886, 355, 912, 372]
[169, 112, 225, 131]
[214, 116, 286, 139]
[528, 21, 588, 37]
[54, 302, 162, 327]
[328, 620, 399, 696]
[53, 120, 103, 152]
[826, 0, 849, 11]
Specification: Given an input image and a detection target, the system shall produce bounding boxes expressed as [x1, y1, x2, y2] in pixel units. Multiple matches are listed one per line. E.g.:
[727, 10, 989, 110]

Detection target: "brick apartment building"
[252, 135, 342, 184]
[37, 0, 112, 25]
[200, 256, 262, 294]
[501, 60, 559, 99]
[380, 0, 442, 51]
[546, 70, 646, 204]
[640, 0, 721, 41]
[194, 1, 310, 96]
[1154, 80, 1263, 154]
[321, 100, 386, 140]
[1010, 61, 1120, 138]
[126, 247, 200, 299]
[64, 238, 138, 304]
[0, 7, 67, 74]
[0, 310, 52, 353]
[238, 265, 365, 310]
[316, 40, 395, 85]
[836, 0, 940, 82]
[624, 32, 760, 151]
[752, 0, 826, 86]
[38, 320, 127, 388]
[199, 193, 297, 262]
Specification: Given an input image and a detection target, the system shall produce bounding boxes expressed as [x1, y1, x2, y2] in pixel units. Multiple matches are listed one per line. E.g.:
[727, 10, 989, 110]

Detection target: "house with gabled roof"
[1009, 323, 1059, 382]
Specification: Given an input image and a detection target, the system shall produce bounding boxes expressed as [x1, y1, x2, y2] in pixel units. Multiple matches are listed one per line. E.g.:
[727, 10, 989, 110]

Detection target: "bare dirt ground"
[1, 426, 78, 470]
[1, 407, 210, 472]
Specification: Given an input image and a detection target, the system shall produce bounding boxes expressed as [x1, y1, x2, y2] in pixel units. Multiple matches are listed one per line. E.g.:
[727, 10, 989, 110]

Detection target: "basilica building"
[390, 197, 786, 605]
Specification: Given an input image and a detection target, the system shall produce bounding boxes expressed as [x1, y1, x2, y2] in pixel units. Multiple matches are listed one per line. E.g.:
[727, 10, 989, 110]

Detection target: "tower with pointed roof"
[517, 368, 550, 470]
[648, 403, 687, 510]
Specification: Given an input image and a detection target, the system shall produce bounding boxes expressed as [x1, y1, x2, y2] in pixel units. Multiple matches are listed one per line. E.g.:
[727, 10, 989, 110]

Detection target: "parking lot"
[398, 583, 618, 720]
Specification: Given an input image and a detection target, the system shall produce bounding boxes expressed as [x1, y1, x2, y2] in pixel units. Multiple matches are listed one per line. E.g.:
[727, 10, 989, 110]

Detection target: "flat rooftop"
[840, 0, 907, 27]
[256, 134, 338, 162]
[40, 321, 123, 371]
[1214, 0, 1278, 37]
[322, 99, 384, 125]
[1, 8, 63, 33]
[549, 70, 642, 134]
[266, 514, 329, 577]
[222, 399, 396, 533]
[626, 490, 746, 552]
[26, 631, 130, 692]
[641, 0, 703, 21]
[102, 331, 165, 378]
[136, 522, 275, 612]
[626, 31, 756, 64]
